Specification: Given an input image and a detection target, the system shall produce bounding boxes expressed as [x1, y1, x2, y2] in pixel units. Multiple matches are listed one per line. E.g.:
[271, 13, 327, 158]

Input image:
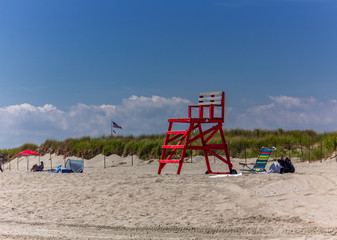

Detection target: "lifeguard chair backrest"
[191, 91, 225, 122]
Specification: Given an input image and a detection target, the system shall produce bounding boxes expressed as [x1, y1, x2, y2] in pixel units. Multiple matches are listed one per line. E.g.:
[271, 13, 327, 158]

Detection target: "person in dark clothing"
[30, 161, 44, 172]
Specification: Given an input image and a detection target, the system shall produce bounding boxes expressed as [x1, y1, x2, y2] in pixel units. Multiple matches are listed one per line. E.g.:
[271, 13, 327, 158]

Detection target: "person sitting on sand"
[31, 161, 44, 172]
[0, 163, 3, 172]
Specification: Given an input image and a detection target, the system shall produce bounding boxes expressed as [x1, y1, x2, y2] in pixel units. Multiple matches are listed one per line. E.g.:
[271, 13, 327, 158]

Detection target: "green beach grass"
[1, 129, 337, 163]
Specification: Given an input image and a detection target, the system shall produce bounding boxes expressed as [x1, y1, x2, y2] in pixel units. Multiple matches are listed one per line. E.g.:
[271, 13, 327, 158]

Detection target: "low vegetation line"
[1, 129, 337, 163]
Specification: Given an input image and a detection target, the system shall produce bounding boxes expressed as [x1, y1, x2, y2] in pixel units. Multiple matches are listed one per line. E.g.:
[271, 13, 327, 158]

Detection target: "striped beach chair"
[239, 147, 276, 173]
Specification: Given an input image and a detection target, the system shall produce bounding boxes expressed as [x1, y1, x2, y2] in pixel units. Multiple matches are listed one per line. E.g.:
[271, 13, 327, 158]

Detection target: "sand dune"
[1, 155, 337, 239]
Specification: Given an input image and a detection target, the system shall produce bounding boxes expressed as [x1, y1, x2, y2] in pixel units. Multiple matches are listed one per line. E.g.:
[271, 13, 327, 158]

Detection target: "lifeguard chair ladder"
[158, 91, 236, 175]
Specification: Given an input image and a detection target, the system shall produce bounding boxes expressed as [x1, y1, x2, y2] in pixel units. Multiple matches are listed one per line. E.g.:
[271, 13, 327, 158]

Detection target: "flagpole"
[111, 120, 121, 137]
[111, 119, 113, 137]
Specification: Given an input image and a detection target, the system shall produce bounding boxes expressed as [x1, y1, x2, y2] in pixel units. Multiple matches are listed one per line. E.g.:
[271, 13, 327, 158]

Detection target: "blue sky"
[1, 0, 337, 148]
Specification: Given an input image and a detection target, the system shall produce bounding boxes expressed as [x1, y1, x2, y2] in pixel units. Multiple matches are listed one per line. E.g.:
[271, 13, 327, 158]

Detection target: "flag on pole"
[112, 121, 122, 129]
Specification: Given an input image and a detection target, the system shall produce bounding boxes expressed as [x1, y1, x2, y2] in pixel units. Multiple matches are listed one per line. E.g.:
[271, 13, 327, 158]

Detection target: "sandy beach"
[1, 154, 337, 239]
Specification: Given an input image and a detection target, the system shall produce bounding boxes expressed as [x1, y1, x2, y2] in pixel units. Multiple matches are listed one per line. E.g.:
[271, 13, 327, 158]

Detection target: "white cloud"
[118, 95, 191, 135]
[227, 95, 337, 131]
[0, 96, 191, 148]
[2, 95, 337, 148]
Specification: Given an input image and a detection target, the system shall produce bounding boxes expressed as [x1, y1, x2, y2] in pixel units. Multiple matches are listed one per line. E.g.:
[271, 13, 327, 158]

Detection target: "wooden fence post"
[309, 139, 311, 163]
[320, 141, 323, 163]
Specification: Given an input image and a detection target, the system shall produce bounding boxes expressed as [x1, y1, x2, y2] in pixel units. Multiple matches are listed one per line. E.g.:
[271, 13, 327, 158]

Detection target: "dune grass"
[1, 129, 337, 163]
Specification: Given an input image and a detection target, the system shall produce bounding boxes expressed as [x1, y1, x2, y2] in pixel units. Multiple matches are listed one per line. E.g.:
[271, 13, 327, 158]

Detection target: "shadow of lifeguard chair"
[158, 91, 236, 175]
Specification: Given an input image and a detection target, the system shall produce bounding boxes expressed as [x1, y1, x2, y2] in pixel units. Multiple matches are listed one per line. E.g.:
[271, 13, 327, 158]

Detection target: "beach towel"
[209, 173, 242, 178]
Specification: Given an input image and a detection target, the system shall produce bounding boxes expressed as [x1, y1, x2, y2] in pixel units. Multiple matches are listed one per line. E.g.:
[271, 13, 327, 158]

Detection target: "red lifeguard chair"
[158, 91, 236, 175]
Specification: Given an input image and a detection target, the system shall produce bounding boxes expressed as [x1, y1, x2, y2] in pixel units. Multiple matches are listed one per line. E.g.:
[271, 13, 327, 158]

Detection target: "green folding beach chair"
[239, 147, 276, 173]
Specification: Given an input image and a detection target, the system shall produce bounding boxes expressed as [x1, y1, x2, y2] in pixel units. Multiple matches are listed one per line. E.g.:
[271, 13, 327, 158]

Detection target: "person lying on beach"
[30, 161, 44, 172]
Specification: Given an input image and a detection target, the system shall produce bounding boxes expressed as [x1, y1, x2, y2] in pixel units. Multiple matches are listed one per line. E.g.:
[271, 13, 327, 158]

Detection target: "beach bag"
[278, 158, 295, 173]
[277, 159, 285, 173]
[284, 158, 295, 173]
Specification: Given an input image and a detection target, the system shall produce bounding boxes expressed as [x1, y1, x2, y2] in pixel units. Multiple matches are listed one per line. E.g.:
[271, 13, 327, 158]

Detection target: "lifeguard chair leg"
[204, 151, 212, 173]
[176, 149, 186, 174]
[219, 126, 232, 171]
[158, 122, 173, 174]
[176, 123, 193, 174]
[158, 163, 165, 174]
[158, 145, 167, 174]
[197, 123, 213, 173]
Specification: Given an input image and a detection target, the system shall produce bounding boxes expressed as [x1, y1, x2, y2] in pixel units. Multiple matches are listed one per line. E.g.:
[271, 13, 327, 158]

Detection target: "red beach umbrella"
[17, 150, 39, 156]
[17, 150, 40, 171]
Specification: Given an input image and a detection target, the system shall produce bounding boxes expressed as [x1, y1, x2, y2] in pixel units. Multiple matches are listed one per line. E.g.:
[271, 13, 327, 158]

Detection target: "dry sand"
[1, 154, 337, 239]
